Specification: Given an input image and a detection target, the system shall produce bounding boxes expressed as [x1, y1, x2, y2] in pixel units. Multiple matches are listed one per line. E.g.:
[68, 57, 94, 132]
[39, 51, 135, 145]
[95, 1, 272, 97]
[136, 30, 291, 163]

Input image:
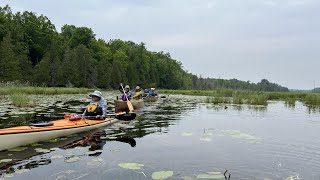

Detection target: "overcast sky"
[1, 0, 319, 89]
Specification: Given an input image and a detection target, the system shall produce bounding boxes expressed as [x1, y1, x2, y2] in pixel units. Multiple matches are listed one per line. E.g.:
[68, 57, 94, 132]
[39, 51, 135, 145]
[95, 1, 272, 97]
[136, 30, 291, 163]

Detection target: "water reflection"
[0, 129, 136, 176]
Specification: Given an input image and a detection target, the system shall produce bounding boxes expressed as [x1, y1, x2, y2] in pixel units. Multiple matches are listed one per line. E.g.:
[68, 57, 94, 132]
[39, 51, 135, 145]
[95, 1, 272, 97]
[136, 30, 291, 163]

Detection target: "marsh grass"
[0, 86, 90, 95]
[10, 93, 32, 107]
[159, 89, 320, 106]
[305, 94, 320, 106]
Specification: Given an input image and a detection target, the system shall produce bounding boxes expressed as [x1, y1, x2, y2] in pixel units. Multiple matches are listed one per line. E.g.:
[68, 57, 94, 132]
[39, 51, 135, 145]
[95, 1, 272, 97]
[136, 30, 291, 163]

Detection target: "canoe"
[0, 118, 118, 151]
[145, 96, 158, 102]
[114, 99, 144, 112]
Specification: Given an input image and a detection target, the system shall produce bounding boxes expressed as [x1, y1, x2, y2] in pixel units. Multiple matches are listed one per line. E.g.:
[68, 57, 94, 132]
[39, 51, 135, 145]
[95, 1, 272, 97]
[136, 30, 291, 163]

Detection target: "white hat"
[135, 86, 141, 90]
[89, 90, 102, 98]
[125, 85, 130, 89]
[151, 88, 155, 91]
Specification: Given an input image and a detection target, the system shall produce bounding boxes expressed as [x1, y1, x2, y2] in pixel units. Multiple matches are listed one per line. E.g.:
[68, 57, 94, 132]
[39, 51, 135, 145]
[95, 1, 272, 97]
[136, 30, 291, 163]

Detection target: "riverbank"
[159, 89, 320, 106]
[0, 86, 91, 95]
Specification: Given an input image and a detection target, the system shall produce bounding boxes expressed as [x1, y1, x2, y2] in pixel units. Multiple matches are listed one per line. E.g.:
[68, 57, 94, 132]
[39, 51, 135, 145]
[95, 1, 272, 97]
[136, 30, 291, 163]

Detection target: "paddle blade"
[115, 113, 136, 121]
[127, 100, 134, 113]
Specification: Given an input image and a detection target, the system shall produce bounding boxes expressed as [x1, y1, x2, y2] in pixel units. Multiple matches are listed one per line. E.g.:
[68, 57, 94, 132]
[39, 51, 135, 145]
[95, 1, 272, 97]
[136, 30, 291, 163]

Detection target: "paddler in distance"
[133, 85, 143, 100]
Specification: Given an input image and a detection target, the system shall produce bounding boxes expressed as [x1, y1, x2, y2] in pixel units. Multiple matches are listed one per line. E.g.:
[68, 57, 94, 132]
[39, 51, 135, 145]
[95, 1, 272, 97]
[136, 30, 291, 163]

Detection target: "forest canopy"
[0, 5, 289, 92]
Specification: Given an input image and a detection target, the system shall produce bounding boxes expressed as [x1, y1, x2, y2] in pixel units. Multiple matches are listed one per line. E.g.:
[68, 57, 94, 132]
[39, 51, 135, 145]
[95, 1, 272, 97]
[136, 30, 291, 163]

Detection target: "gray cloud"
[1, 0, 319, 89]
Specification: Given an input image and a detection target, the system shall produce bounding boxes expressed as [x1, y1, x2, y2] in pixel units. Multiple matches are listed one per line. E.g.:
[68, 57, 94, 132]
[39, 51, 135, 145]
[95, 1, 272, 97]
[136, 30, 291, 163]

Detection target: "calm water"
[0, 93, 320, 180]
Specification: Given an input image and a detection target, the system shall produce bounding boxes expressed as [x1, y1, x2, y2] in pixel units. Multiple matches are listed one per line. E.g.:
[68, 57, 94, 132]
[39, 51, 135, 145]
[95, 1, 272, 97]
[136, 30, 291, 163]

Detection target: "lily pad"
[35, 148, 51, 153]
[51, 155, 64, 159]
[4, 174, 14, 178]
[31, 143, 42, 147]
[118, 163, 144, 170]
[200, 136, 212, 142]
[86, 150, 103, 155]
[152, 171, 174, 180]
[224, 130, 261, 143]
[64, 170, 75, 174]
[87, 158, 104, 167]
[196, 173, 225, 179]
[0, 159, 12, 163]
[65, 156, 81, 163]
[44, 138, 59, 143]
[181, 132, 193, 136]
[9, 146, 28, 152]
[15, 169, 30, 174]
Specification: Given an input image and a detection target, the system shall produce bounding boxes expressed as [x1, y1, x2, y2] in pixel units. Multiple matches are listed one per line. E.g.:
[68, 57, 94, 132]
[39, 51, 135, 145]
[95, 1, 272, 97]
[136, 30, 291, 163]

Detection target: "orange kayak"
[0, 118, 118, 151]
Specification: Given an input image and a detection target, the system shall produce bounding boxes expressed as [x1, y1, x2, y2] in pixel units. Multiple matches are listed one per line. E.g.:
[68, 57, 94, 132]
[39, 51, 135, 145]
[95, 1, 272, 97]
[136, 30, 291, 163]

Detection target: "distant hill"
[192, 77, 289, 92]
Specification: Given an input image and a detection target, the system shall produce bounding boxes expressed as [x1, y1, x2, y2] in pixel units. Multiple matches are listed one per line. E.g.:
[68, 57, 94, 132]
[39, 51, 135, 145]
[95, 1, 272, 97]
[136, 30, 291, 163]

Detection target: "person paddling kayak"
[133, 85, 143, 100]
[148, 88, 157, 97]
[83, 90, 106, 119]
[119, 84, 132, 101]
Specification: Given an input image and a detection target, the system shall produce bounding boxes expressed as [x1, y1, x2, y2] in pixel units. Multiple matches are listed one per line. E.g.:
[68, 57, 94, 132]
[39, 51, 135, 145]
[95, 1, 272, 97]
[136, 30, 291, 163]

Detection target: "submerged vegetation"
[160, 89, 320, 106]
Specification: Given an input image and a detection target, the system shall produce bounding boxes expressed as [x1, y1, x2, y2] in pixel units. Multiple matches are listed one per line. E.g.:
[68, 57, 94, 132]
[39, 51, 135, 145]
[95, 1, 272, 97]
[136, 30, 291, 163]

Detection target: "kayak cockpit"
[29, 122, 54, 127]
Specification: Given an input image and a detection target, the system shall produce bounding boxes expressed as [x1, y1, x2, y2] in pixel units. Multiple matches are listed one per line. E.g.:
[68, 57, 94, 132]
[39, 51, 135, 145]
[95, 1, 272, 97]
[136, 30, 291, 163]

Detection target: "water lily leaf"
[224, 130, 261, 143]
[44, 138, 59, 143]
[0, 159, 12, 163]
[35, 148, 51, 153]
[9, 146, 28, 152]
[31, 143, 42, 147]
[51, 155, 64, 159]
[75, 146, 87, 150]
[118, 163, 144, 170]
[181, 132, 193, 136]
[65, 156, 81, 163]
[87, 158, 104, 167]
[15, 169, 30, 174]
[200, 137, 212, 142]
[196, 173, 225, 179]
[4, 174, 14, 178]
[64, 170, 75, 174]
[86, 150, 103, 155]
[152, 171, 174, 180]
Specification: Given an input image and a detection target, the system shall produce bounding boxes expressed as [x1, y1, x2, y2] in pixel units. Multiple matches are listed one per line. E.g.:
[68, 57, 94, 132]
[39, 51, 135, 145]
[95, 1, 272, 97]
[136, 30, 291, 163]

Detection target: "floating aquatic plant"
[118, 163, 144, 170]
[223, 130, 261, 143]
[196, 173, 225, 179]
[151, 171, 174, 180]
[31, 143, 42, 147]
[51, 155, 64, 159]
[87, 158, 104, 167]
[35, 148, 51, 153]
[0, 159, 12, 163]
[65, 156, 81, 163]
[9, 146, 28, 152]
[181, 132, 193, 136]
[15, 169, 30, 174]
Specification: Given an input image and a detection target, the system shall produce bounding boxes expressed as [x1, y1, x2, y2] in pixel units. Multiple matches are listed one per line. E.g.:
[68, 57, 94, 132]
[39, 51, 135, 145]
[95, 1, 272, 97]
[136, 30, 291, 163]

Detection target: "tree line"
[0, 5, 289, 92]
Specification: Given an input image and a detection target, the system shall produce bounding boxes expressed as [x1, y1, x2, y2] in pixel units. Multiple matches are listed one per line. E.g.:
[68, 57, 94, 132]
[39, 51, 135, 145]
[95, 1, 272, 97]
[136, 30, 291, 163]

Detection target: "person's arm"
[119, 86, 124, 93]
[133, 91, 142, 98]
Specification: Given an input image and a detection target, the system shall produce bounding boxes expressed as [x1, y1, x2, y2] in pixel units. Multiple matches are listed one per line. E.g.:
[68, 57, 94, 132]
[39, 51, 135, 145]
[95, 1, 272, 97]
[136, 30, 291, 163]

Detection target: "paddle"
[41, 113, 136, 121]
[120, 83, 134, 113]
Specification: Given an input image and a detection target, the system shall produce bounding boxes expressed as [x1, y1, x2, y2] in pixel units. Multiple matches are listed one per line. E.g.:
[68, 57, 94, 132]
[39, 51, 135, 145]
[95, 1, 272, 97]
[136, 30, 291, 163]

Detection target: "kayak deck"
[0, 118, 112, 135]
